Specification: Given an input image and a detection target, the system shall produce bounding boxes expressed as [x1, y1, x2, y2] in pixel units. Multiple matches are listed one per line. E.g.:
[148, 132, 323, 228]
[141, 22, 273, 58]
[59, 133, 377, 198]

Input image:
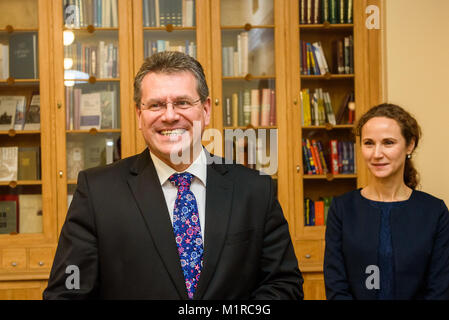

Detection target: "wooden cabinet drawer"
[295, 240, 323, 265]
[29, 248, 54, 270]
[2, 249, 27, 271]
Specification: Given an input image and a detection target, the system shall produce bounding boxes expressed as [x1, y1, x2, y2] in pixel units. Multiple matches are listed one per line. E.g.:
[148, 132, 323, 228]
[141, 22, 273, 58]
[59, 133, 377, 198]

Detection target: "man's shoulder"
[81, 152, 141, 180]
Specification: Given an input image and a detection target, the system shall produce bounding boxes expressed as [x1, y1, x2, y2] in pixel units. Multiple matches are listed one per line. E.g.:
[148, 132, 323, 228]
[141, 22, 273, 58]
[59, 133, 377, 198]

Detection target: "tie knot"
[169, 172, 193, 189]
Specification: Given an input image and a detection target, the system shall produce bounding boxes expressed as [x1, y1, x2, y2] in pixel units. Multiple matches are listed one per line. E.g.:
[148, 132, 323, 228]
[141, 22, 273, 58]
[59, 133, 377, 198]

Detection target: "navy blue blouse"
[367, 199, 409, 299]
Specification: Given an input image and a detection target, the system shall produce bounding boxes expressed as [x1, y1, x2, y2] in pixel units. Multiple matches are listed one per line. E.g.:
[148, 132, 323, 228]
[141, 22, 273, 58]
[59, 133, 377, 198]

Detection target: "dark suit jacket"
[324, 189, 449, 300]
[43, 149, 303, 299]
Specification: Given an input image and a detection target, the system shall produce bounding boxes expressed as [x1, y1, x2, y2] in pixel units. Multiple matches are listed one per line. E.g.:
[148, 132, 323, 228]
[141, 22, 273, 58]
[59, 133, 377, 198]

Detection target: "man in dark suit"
[43, 51, 303, 299]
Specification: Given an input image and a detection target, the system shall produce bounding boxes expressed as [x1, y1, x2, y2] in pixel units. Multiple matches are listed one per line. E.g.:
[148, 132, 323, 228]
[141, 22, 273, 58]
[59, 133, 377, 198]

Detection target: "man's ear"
[203, 97, 211, 127]
[135, 106, 142, 130]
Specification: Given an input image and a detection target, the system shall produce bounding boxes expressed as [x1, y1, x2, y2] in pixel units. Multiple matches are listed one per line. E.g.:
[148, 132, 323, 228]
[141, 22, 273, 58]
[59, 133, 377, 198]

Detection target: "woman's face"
[361, 117, 415, 181]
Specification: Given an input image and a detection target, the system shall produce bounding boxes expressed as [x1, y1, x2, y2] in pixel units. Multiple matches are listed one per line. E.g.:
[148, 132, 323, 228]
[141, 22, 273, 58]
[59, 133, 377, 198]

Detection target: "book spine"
[250, 89, 260, 127]
[260, 88, 270, 126]
[231, 93, 238, 127]
[330, 139, 339, 174]
[269, 89, 276, 126]
[243, 89, 251, 125]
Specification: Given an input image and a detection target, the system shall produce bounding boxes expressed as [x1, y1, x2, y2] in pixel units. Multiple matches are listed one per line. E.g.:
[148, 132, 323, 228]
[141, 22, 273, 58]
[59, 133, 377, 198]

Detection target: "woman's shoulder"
[410, 189, 448, 210]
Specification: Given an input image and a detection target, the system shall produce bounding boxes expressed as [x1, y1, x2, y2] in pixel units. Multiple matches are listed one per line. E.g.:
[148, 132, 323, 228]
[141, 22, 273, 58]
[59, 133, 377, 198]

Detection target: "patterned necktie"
[169, 172, 204, 299]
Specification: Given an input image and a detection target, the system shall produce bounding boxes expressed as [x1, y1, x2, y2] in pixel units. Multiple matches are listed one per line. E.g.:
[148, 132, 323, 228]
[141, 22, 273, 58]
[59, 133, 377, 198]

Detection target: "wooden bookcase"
[0, 0, 383, 300]
[286, 0, 383, 299]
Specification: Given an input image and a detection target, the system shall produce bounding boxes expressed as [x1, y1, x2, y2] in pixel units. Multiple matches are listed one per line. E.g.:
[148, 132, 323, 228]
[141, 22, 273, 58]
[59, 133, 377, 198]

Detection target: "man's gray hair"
[133, 51, 209, 107]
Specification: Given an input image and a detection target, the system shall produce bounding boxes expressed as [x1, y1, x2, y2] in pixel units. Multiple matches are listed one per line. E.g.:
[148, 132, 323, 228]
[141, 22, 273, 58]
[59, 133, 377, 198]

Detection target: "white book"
[111, 0, 118, 27]
[241, 32, 249, 76]
[260, 88, 270, 126]
[324, 92, 336, 125]
[18, 194, 42, 233]
[155, 0, 160, 27]
[0, 146, 18, 181]
[105, 138, 114, 164]
[13, 96, 27, 130]
[24, 95, 40, 131]
[312, 42, 329, 74]
[237, 34, 242, 76]
[2, 44, 8, 79]
[185, 0, 194, 27]
[0, 44, 3, 79]
[80, 92, 101, 130]
[227, 47, 234, 76]
[0, 96, 17, 130]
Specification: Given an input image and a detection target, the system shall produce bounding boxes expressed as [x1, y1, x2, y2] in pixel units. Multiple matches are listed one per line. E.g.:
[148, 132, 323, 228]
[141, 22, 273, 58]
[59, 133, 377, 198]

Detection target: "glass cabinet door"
[211, 0, 287, 200]
[288, 0, 356, 238]
[0, 0, 54, 238]
[54, 0, 132, 231]
[133, 0, 208, 152]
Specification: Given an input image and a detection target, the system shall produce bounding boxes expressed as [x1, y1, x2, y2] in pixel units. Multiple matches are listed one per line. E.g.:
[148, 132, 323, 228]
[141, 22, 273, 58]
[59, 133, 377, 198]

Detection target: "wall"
[384, 0, 449, 204]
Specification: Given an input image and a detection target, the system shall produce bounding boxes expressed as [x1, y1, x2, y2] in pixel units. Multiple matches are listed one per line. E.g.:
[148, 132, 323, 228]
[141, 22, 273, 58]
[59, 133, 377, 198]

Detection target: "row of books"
[0, 194, 42, 234]
[300, 36, 353, 75]
[222, 31, 249, 77]
[300, 0, 353, 24]
[67, 136, 120, 180]
[302, 138, 355, 175]
[0, 146, 41, 181]
[65, 87, 119, 130]
[144, 40, 197, 59]
[65, 41, 119, 79]
[0, 95, 40, 131]
[224, 134, 276, 176]
[301, 88, 336, 126]
[301, 89, 355, 126]
[223, 88, 276, 127]
[64, 0, 118, 28]
[143, 0, 196, 27]
[0, 33, 38, 79]
[304, 197, 333, 226]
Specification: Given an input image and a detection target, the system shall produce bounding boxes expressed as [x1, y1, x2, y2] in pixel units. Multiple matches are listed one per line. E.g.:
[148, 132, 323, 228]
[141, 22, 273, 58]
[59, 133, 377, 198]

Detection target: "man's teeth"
[160, 129, 186, 136]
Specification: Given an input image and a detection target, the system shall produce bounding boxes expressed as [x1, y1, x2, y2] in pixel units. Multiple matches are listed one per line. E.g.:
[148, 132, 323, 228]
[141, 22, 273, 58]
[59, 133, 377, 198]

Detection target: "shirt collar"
[149, 148, 207, 187]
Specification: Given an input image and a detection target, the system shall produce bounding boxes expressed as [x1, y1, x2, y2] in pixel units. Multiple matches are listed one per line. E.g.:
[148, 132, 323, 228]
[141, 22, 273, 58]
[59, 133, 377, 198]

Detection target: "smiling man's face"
[136, 71, 211, 170]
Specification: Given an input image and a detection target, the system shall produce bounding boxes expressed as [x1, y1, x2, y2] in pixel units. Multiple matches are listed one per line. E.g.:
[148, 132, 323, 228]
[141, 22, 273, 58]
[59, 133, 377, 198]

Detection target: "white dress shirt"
[149, 149, 207, 243]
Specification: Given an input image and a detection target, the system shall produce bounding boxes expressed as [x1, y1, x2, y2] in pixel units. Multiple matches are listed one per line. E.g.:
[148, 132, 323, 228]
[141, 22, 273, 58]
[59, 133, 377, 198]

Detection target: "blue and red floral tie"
[169, 172, 204, 299]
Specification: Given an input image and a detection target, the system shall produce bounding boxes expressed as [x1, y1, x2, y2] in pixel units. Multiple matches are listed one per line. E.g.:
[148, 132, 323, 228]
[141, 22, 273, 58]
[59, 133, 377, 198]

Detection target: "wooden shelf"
[302, 124, 354, 130]
[300, 74, 354, 80]
[303, 174, 357, 180]
[0, 180, 42, 186]
[299, 23, 353, 30]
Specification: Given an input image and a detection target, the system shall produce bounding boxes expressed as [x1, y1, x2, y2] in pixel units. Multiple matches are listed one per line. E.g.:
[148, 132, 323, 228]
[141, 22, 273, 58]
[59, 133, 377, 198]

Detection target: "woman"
[324, 103, 449, 300]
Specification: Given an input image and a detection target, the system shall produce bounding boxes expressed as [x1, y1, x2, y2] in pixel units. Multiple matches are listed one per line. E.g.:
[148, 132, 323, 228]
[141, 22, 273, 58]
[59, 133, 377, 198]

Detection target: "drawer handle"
[11, 262, 17, 267]
[38, 261, 44, 266]
[305, 254, 311, 259]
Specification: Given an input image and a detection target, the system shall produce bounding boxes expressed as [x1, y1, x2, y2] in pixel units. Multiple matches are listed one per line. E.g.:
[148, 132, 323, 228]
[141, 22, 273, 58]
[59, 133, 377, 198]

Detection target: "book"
[330, 139, 339, 174]
[80, 92, 101, 130]
[18, 194, 42, 233]
[0, 147, 18, 181]
[0, 96, 17, 130]
[260, 88, 270, 126]
[323, 92, 336, 125]
[9, 32, 38, 79]
[24, 94, 40, 130]
[67, 141, 84, 180]
[0, 43, 9, 79]
[231, 93, 238, 127]
[18, 146, 40, 180]
[243, 89, 251, 125]
[250, 89, 260, 127]
[315, 200, 325, 225]
[100, 91, 116, 129]
[269, 89, 276, 126]
[0, 195, 19, 234]
[13, 96, 27, 130]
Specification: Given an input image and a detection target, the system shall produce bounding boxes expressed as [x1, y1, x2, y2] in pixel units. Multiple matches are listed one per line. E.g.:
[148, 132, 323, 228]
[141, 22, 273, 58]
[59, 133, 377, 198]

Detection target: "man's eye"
[149, 103, 160, 109]
[176, 100, 190, 106]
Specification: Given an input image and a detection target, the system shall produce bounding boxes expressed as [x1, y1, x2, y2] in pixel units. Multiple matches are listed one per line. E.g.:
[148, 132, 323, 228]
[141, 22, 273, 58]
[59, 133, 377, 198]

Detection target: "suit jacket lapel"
[195, 161, 234, 299]
[127, 149, 188, 299]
